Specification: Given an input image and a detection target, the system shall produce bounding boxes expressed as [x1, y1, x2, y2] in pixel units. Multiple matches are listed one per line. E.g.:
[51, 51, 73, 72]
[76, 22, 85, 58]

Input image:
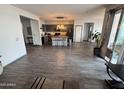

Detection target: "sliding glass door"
[107, 10, 122, 50]
[111, 11, 124, 64]
[106, 10, 122, 62]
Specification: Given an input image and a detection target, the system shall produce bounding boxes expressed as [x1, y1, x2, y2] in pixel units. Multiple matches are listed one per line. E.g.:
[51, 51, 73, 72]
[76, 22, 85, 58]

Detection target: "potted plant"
[91, 31, 102, 57]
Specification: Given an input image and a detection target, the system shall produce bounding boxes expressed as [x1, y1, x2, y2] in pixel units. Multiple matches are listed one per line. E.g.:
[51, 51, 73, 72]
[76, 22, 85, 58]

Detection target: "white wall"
[0, 5, 41, 66]
[74, 7, 105, 42]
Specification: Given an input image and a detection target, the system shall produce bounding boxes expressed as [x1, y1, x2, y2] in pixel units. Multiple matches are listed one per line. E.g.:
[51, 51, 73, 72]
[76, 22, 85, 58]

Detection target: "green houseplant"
[91, 31, 102, 57]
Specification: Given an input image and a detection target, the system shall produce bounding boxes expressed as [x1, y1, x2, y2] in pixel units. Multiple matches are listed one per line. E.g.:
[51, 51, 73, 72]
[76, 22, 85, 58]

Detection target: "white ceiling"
[12, 4, 104, 20]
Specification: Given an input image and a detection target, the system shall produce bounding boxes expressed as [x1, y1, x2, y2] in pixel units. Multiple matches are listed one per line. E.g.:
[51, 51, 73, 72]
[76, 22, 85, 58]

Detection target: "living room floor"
[0, 42, 110, 89]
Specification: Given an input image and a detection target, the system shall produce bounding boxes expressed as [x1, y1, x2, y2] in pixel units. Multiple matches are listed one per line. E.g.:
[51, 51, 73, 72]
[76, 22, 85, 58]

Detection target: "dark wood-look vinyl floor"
[0, 42, 110, 89]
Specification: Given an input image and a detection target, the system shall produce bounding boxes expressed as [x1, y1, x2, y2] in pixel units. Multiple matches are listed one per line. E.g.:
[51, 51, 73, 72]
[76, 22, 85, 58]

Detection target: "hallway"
[0, 42, 109, 88]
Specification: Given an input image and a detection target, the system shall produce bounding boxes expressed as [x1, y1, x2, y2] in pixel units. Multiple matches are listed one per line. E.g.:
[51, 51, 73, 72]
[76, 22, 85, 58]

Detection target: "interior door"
[30, 19, 42, 45]
[75, 25, 82, 42]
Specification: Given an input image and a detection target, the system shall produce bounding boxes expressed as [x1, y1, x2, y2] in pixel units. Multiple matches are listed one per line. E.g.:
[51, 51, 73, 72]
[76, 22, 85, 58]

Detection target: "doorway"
[20, 16, 42, 48]
[110, 10, 124, 64]
[74, 25, 83, 42]
[83, 23, 94, 42]
[105, 9, 124, 64]
[106, 10, 122, 64]
[20, 16, 33, 46]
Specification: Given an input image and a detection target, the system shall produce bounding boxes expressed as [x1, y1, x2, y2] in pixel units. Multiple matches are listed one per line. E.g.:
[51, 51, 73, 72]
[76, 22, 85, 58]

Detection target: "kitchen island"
[52, 36, 68, 46]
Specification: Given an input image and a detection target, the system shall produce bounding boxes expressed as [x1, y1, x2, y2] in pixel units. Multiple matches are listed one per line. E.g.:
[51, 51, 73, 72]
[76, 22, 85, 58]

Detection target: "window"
[111, 11, 124, 64]
[107, 10, 122, 50]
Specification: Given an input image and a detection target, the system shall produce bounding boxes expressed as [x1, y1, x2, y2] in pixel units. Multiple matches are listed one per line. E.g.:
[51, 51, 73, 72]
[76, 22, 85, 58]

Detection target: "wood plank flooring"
[0, 42, 110, 89]
[30, 76, 80, 89]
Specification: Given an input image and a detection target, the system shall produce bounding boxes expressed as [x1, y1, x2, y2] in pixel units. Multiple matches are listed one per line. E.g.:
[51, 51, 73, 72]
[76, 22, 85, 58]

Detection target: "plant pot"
[93, 47, 101, 57]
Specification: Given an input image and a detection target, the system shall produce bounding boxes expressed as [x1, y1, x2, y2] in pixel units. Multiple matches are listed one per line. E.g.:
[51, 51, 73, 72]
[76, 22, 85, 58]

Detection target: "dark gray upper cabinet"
[42, 24, 73, 32]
